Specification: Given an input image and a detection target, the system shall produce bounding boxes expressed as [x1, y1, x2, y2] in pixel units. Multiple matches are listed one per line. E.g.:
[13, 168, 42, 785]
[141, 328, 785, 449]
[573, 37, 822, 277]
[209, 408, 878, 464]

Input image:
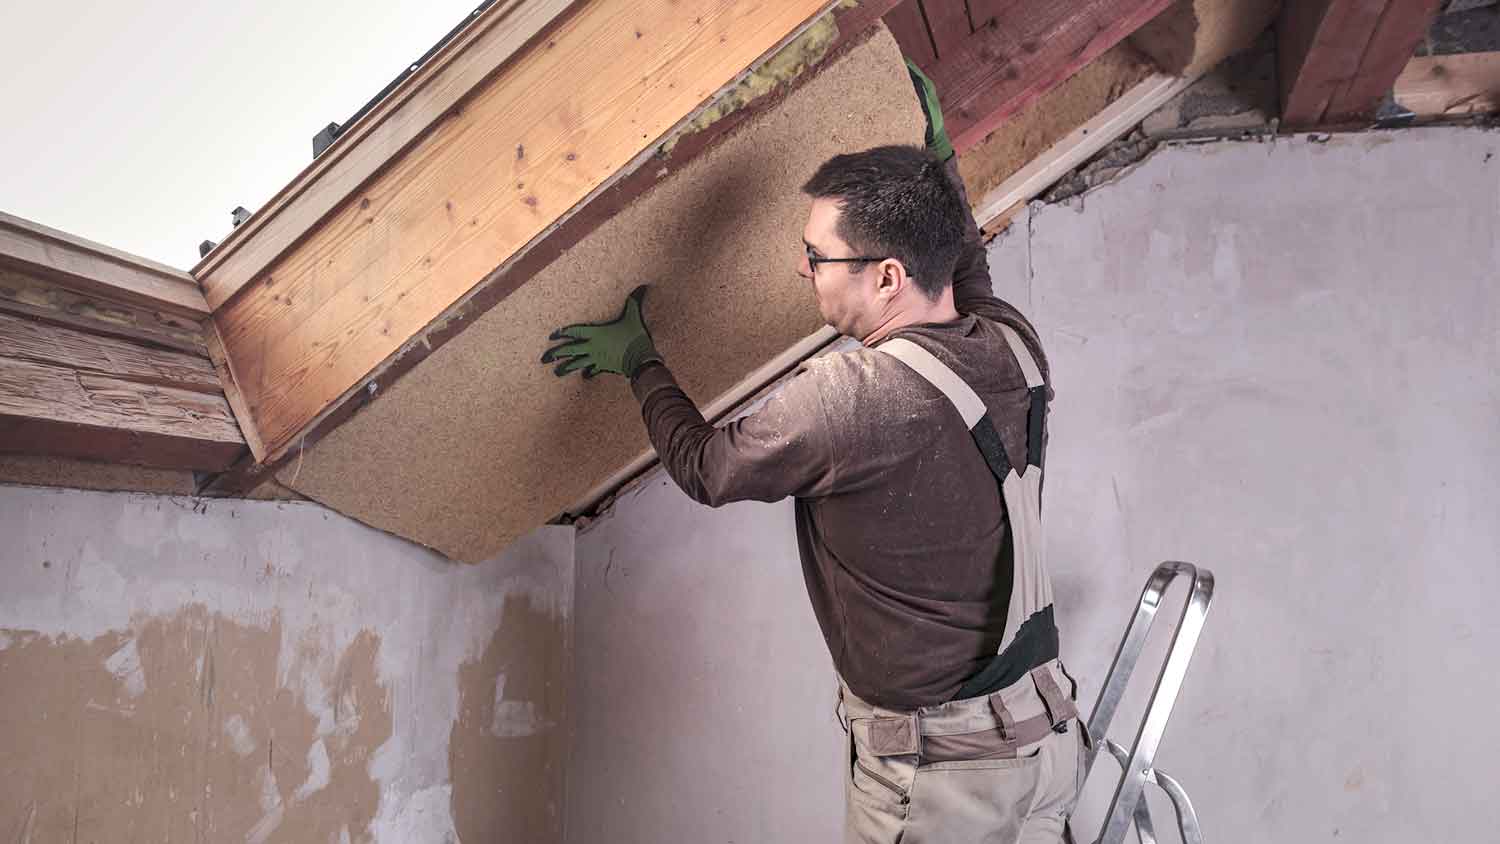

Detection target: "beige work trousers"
[842, 675, 1085, 844]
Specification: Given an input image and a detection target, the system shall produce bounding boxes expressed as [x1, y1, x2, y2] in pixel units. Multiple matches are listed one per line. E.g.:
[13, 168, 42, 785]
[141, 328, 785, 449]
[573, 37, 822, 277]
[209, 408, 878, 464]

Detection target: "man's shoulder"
[793, 344, 933, 420]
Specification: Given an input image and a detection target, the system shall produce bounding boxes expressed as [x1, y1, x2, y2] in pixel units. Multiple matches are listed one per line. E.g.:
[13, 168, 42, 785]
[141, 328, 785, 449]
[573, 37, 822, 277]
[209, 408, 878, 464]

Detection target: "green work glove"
[906, 58, 953, 162]
[540, 284, 663, 379]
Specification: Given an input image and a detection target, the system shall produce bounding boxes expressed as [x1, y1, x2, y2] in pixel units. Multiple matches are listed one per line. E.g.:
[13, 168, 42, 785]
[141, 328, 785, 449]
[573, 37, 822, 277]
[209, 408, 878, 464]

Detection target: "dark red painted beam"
[925, 0, 1174, 153]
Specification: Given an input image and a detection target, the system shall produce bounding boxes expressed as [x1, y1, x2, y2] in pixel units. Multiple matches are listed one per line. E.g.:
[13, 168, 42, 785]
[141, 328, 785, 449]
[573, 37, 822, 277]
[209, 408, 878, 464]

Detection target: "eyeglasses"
[805, 243, 885, 274]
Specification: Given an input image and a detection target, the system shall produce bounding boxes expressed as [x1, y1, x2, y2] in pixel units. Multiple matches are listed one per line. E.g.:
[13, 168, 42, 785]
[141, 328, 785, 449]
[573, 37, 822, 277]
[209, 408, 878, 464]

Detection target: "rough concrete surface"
[566, 126, 1500, 842]
[0, 486, 573, 843]
[280, 26, 924, 563]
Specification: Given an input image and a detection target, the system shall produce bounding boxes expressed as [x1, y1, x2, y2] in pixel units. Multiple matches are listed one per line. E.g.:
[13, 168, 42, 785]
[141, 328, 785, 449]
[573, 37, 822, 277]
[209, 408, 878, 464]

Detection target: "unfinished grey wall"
[567, 126, 1500, 842]
[0, 485, 573, 844]
[566, 479, 841, 843]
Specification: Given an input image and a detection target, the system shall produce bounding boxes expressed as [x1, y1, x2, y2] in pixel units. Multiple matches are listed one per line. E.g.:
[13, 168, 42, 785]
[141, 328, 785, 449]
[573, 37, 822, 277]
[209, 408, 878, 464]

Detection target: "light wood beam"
[191, 0, 579, 310]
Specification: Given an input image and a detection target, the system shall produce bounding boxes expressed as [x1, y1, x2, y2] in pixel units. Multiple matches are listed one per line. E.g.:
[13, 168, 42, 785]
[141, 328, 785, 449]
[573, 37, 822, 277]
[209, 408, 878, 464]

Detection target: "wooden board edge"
[971, 72, 1196, 227]
[0, 212, 208, 317]
[1393, 51, 1500, 118]
[205, 323, 268, 460]
[197, 2, 898, 495]
[194, 0, 580, 310]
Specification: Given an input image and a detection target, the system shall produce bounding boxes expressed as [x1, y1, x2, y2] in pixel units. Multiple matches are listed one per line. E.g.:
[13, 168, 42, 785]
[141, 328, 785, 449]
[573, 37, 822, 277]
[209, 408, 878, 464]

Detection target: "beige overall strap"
[875, 339, 986, 427]
[876, 329, 1060, 702]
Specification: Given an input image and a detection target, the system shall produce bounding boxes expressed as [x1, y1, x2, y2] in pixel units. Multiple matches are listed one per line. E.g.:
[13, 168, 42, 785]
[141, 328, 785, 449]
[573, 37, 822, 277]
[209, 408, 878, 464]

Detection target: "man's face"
[799, 197, 878, 338]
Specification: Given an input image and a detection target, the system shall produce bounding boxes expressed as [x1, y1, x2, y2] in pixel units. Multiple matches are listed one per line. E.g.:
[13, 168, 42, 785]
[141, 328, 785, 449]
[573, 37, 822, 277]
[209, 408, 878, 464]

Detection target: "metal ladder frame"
[1066, 561, 1215, 844]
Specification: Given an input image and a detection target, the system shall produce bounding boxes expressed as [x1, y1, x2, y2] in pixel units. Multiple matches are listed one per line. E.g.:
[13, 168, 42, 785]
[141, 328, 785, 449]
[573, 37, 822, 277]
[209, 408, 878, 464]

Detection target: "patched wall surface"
[0, 487, 573, 843]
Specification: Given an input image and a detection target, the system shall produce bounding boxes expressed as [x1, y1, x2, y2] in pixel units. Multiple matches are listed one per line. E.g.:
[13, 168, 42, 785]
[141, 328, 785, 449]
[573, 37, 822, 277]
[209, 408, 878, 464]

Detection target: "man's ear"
[875, 257, 908, 299]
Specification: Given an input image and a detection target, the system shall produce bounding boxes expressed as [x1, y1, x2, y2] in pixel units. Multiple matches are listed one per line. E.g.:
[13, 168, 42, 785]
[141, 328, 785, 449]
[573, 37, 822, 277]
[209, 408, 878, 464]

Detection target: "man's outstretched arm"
[907, 58, 1004, 321]
[543, 286, 838, 507]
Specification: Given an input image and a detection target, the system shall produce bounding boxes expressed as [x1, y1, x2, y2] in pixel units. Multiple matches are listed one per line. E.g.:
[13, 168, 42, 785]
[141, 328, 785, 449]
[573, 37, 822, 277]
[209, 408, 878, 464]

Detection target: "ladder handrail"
[1079, 560, 1215, 844]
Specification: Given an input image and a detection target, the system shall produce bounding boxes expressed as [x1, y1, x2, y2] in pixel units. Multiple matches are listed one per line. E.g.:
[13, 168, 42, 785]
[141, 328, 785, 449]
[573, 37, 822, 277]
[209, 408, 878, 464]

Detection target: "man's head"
[799, 145, 967, 340]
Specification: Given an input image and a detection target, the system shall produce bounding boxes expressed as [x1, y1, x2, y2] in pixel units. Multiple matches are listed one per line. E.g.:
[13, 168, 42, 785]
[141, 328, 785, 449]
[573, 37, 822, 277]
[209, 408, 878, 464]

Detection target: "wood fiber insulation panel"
[927, 0, 1175, 153]
[1129, 0, 1280, 77]
[210, 0, 839, 465]
[278, 28, 924, 562]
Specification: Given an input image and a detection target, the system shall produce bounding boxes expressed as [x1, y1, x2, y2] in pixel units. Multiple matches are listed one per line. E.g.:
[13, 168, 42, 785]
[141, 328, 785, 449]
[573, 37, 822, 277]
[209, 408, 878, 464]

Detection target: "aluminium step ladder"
[1065, 561, 1216, 844]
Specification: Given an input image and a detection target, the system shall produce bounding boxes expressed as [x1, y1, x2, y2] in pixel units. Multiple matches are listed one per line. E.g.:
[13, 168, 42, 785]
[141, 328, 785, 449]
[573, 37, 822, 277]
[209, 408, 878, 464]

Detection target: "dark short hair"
[801, 145, 967, 299]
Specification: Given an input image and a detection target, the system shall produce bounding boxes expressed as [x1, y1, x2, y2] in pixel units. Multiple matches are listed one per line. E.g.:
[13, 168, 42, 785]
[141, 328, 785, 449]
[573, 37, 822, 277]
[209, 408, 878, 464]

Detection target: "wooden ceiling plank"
[0, 356, 244, 471]
[0, 311, 222, 396]
[923, 0, 975, 59]
[192, 0, 579, 311]
[0, 212, 208, 318]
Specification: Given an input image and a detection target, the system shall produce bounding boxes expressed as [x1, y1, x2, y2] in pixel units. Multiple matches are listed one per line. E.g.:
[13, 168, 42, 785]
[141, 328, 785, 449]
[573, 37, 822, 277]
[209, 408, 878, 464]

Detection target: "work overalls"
[839, 325, 1086, 844]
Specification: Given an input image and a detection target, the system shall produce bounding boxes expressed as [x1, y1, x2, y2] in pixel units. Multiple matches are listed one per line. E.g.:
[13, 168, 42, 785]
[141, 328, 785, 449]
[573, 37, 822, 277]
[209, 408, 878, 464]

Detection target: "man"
[541, 83, 1083, 842]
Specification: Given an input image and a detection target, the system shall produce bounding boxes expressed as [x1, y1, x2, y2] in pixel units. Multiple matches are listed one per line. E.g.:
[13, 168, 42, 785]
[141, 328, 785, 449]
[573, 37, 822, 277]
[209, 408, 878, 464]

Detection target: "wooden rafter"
[1279, 0, 1445, 127]
[192, 0, 580, 311]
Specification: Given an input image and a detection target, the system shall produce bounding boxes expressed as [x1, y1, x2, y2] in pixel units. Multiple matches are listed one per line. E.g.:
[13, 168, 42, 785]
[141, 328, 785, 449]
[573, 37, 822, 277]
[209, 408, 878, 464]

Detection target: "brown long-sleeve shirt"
[631, 220, 1049, 711]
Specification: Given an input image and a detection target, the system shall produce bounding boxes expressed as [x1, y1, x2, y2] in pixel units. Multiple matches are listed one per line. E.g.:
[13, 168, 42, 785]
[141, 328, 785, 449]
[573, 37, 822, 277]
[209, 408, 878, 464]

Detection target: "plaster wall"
[0, 486, 573, 843]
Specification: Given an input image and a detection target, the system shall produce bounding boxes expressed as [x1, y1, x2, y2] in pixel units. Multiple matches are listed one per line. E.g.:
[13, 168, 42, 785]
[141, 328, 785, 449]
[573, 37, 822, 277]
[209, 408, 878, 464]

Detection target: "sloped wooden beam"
[0, 211, 207, 318]
[1279, 0, 1445, 127]
[926, 0, 1174, 153]
[0, 319, 244, 470]
[193, 0, 579, 311]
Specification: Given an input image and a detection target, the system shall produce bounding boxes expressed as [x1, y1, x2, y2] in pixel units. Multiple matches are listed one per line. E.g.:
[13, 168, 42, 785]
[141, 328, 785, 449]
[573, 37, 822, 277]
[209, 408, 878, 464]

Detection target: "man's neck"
[860, 290, 961, 345]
